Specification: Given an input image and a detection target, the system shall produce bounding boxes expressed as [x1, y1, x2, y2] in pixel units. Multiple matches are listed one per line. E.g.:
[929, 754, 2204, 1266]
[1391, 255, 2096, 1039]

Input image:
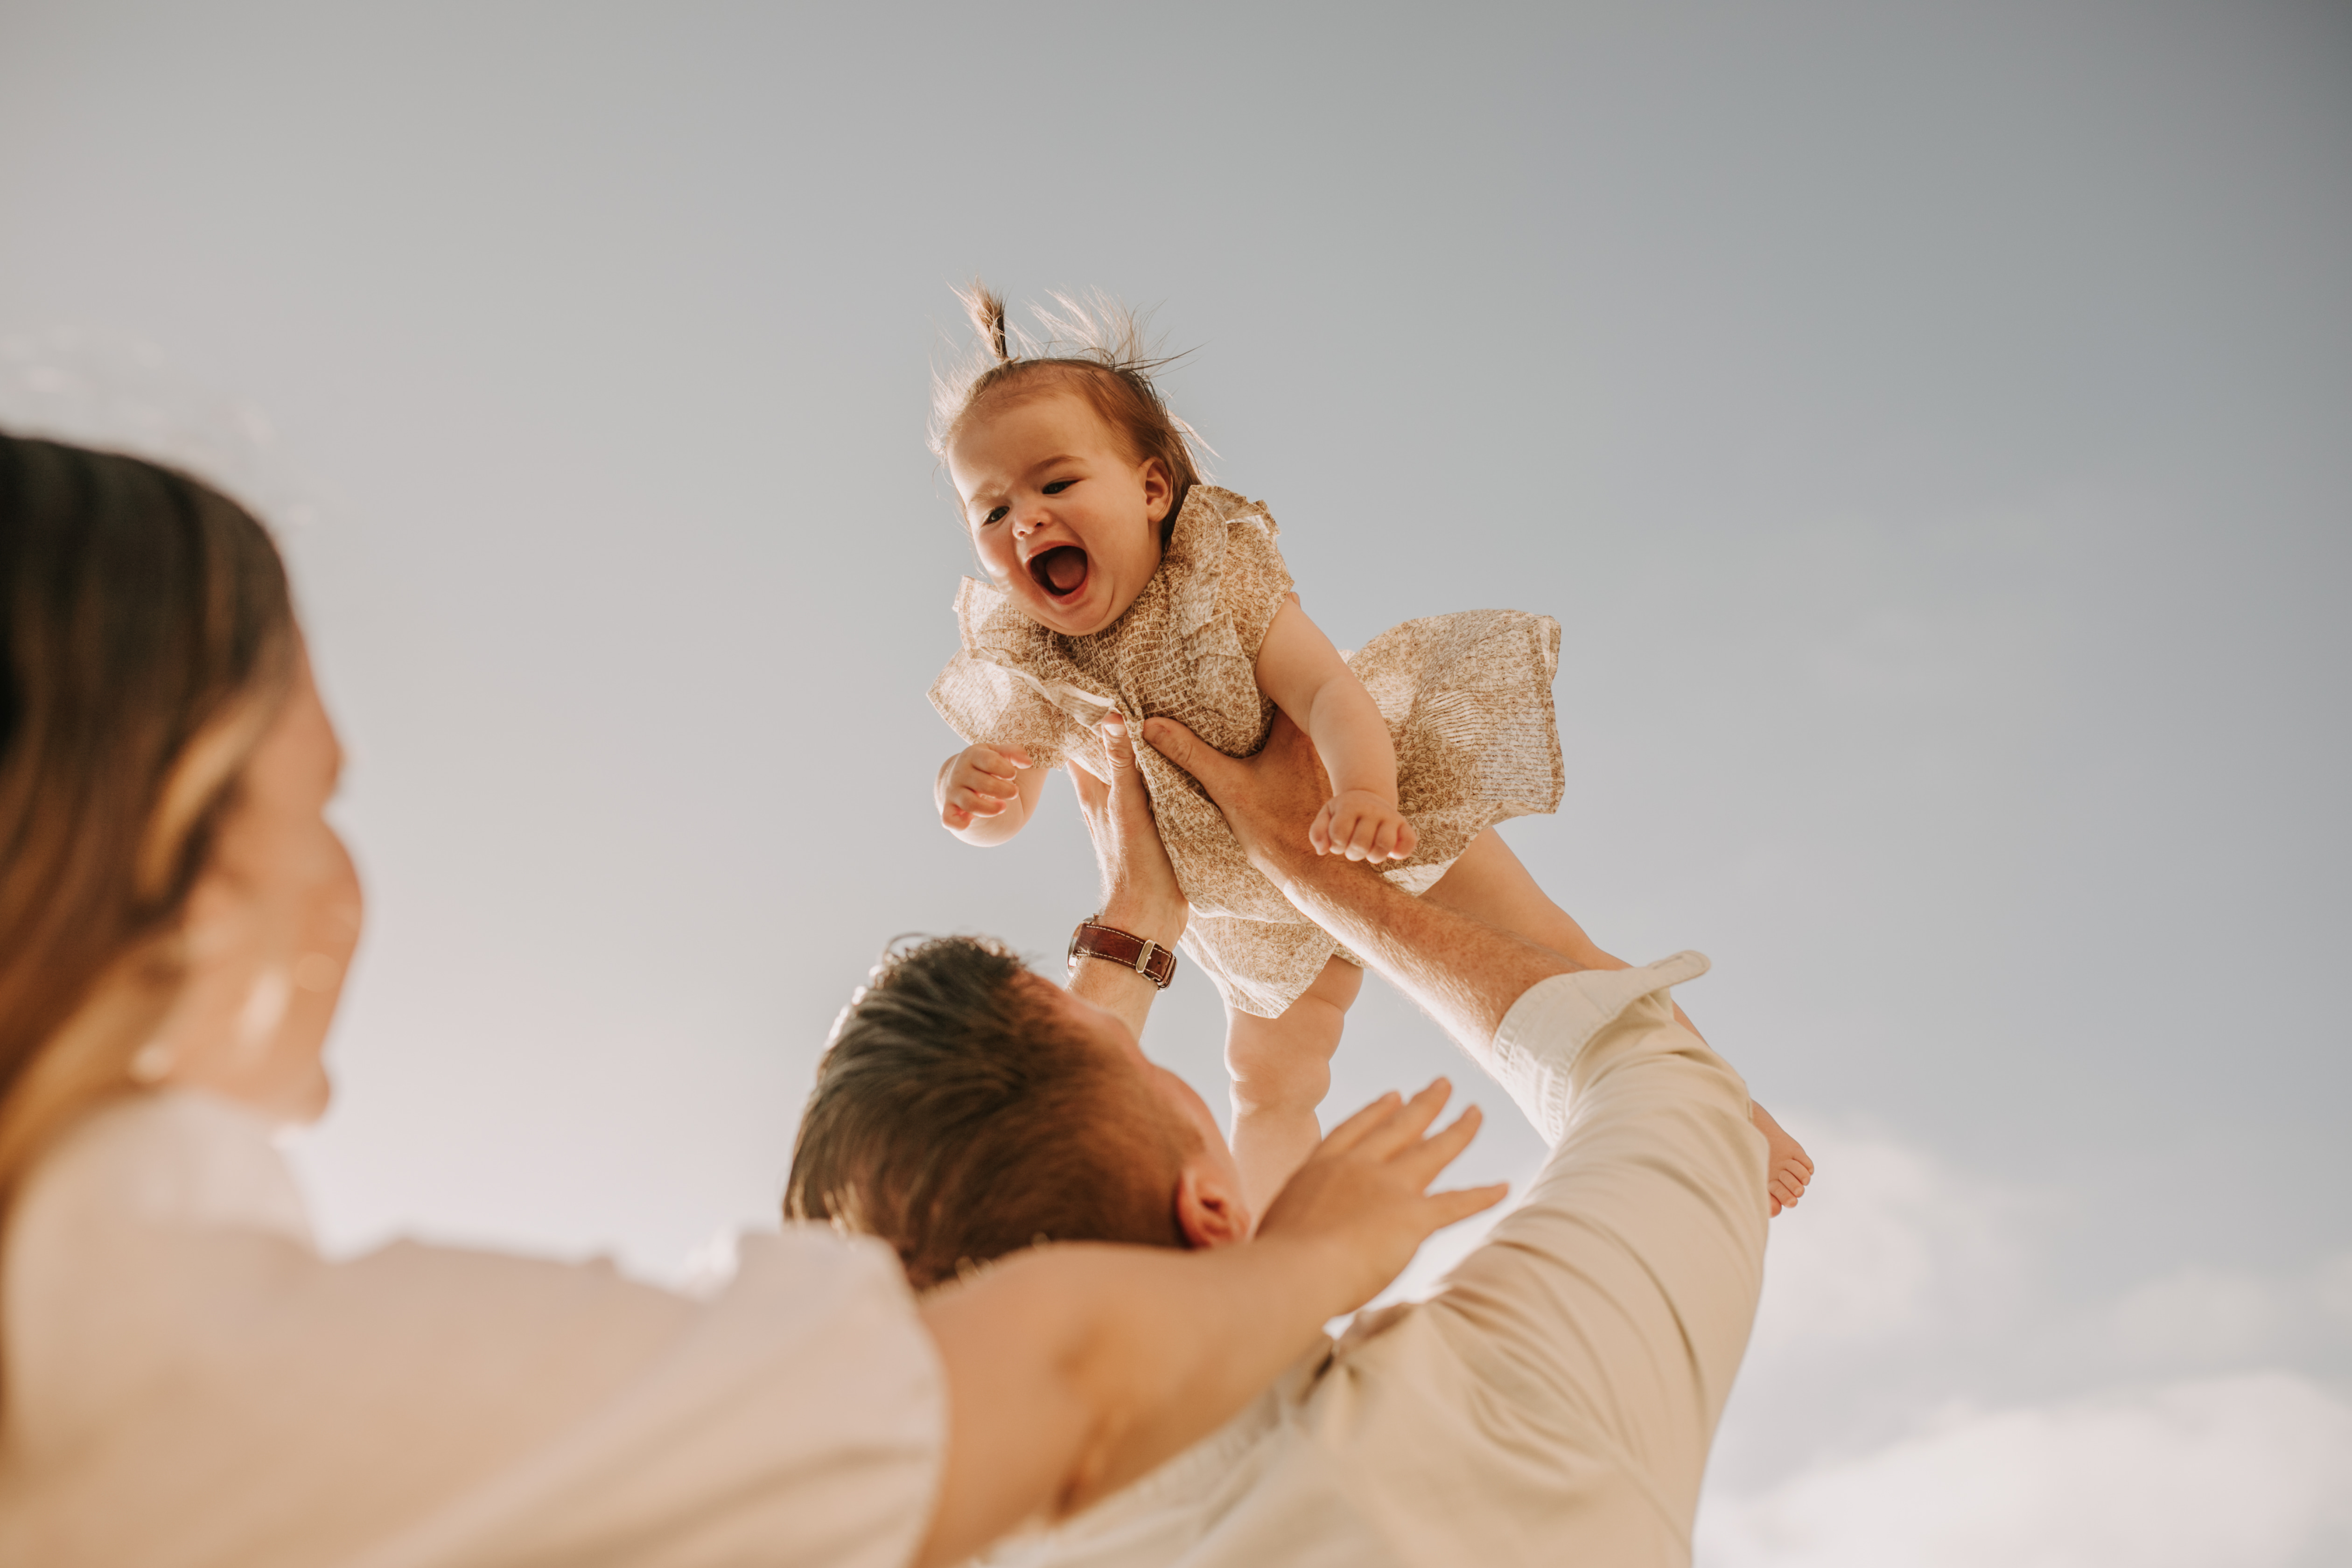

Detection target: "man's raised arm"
[1063, 712, 1188, 1038]
[1148, 710, 1770, 1561]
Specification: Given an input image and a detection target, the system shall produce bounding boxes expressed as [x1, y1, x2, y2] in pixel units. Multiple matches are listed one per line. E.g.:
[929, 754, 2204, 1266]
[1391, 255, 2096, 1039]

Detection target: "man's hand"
[1255, 1078, 1507, 1314]
[1144, 709, 1574, 1052]
[938, 743, 1031, 833]
[1311, 788, 1418, 863]
[1065, 714, 1187, 1036]
[1067, 713, 1186, 944]
[1139, 712, 1332, 889]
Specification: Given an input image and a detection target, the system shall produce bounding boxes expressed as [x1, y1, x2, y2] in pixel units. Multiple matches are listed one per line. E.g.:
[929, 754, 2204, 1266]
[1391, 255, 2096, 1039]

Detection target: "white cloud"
[1699, 1373, 2352, 1568]
[1708, 1120, 2352, 1562]
[1744, 1118, 2018, 1355]
[1365, 1113, 2352, 1568]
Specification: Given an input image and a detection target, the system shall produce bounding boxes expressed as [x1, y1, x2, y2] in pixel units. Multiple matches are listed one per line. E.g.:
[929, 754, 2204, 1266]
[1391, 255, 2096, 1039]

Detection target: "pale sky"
[4, 3, 2349, 1561]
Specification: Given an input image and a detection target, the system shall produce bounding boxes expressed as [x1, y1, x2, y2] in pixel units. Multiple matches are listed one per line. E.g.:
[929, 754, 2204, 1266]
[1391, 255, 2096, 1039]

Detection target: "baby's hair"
[931, 284, 1210, 534]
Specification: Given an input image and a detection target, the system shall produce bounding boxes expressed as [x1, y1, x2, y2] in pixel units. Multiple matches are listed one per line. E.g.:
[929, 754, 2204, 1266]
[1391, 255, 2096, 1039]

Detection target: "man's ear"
[1175, 1163, 1252, 1249]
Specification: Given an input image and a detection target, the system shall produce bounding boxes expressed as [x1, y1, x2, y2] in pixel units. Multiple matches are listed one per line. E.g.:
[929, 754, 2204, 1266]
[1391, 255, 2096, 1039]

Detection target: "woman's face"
[153, 651, 363, 1123]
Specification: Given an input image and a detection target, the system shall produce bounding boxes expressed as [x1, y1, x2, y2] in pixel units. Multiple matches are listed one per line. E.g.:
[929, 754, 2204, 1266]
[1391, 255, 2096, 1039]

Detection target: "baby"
[928, 287, 1813, 1220]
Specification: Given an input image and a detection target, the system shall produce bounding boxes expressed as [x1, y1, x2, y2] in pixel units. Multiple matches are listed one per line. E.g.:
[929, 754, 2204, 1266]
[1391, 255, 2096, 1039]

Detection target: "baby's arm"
[1255, 599, 1417, 862]
[938, 743, 1049, 845]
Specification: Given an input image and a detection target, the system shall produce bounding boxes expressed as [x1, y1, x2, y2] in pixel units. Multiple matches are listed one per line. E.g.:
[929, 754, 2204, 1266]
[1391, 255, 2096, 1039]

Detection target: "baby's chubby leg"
[1421, 827, 1615, 971]
[1226, 956, 1363, 1217]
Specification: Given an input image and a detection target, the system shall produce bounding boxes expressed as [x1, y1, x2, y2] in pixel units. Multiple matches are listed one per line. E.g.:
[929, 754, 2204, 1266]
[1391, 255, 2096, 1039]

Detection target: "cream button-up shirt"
[981, 953, 1769, 1568]
[0, 1090, 943, 1568]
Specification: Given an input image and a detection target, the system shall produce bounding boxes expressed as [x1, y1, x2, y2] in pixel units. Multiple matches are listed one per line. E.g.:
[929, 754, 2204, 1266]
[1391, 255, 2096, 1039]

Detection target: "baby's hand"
[1311, 789, 1417, 863]
[938, 743, 1032, 831]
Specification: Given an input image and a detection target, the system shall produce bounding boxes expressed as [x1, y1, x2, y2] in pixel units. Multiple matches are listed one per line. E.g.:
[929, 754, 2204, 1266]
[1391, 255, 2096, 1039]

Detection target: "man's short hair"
[785, 936, 1190, 1288]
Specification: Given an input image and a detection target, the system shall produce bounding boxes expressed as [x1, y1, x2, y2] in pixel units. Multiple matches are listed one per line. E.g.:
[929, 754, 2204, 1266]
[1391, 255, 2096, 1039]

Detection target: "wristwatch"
[1068, 917, 1178, 989]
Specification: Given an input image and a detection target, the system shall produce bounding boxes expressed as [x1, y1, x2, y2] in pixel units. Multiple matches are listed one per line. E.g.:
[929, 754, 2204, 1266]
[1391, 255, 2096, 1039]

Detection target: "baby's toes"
[1771, 1165, 1810, 1207]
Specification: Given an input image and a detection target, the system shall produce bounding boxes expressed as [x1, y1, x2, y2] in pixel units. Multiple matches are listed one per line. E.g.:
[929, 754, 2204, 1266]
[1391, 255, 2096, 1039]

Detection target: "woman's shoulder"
[12, 1088, 312, 1249]
[3, 1092, 320, 1467]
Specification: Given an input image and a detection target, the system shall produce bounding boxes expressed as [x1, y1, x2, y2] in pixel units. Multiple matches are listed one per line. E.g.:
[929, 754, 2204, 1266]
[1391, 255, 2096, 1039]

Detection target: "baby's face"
[950, 389, 1172, 637]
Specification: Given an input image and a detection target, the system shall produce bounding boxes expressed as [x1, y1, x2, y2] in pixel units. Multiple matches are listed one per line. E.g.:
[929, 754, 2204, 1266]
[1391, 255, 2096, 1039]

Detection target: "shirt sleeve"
[1481, 952, 1715, 1146]
[1405, 957, 1768, 1557]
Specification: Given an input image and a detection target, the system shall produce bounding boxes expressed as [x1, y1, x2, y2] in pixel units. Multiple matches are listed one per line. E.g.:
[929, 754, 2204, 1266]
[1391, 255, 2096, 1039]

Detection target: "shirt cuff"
[1486, 952, 1712, 1145]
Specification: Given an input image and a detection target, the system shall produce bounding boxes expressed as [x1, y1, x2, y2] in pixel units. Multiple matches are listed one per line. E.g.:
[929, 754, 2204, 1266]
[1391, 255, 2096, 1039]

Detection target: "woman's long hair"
[0, 432, 296, 1217]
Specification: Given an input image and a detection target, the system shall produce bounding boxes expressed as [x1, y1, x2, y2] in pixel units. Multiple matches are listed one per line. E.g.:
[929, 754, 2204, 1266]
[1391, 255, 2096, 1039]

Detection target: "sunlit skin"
[936, 389, 1814, 1217]
[151, 651, 363, 1124]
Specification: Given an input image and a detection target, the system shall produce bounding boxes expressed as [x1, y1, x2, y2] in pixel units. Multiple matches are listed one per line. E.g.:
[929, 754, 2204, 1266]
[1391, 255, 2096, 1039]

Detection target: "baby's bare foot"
[1749, 1101, 1814, 1217]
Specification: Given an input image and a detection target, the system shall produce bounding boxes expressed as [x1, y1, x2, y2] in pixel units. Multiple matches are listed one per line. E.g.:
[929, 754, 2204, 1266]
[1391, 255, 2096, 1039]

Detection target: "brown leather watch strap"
[1068, 919, 1178, 989]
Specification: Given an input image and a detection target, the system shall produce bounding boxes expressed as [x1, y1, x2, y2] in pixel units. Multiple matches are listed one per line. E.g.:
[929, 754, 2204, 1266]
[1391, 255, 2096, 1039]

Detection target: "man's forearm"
[1065, 889, 1185, 1039]
[1276, 855, 1577, 1053]
[1064, 707, 1189, 1040]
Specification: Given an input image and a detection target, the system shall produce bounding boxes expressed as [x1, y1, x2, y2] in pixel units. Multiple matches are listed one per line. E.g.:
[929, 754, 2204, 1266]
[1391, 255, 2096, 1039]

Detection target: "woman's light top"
[0, 1090, 943, 1568]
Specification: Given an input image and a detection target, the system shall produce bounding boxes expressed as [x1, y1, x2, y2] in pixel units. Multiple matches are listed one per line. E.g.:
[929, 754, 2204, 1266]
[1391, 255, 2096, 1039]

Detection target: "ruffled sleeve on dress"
[1206, 499, 1295, 658]
[928, 578, 1080, 770]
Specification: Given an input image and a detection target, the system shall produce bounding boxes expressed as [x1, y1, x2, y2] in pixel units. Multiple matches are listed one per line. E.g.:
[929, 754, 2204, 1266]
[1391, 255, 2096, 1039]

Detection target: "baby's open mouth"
[1028, 545, 1090, 599]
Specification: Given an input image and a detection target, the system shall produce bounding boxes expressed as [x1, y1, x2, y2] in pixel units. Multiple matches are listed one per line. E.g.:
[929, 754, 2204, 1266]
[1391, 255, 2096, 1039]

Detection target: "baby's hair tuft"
[959, 280, 1012, 366]
[930, 284, 1212, 536]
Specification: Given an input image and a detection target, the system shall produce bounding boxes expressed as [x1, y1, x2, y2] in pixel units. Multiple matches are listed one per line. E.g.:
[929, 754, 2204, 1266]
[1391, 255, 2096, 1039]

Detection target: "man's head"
[786, 936, 1250, 1288]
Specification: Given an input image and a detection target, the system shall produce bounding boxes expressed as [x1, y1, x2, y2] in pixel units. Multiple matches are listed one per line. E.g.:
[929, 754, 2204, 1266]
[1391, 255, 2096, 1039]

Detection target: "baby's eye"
[1041, 479, 1075, 495]
[981, 505, 1009, 526]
